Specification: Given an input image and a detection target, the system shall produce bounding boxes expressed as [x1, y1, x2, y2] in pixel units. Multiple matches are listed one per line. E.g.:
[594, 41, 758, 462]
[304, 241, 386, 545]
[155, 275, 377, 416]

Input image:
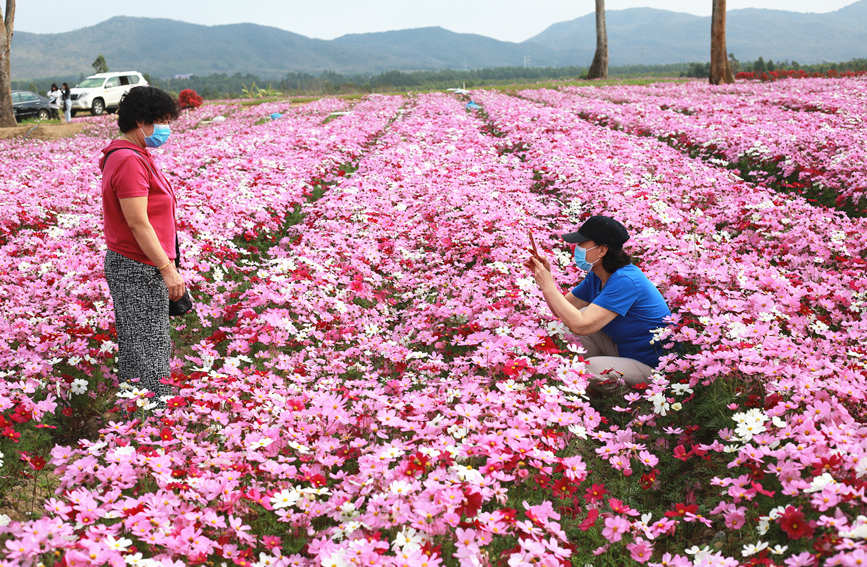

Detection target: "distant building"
[173, 74, 192, 80]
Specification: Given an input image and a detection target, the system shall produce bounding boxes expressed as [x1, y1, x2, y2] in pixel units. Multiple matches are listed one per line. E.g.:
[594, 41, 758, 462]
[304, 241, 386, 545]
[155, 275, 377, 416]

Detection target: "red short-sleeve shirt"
[100, 140, 176, 265]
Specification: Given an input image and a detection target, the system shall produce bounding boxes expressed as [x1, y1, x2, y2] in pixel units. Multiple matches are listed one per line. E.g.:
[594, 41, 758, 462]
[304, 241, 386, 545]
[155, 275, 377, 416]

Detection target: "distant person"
[99, 86, 181, 403]
[47, 83, 61, 120]
[61, 82, 72, 122]
[525, 216, 672, 396]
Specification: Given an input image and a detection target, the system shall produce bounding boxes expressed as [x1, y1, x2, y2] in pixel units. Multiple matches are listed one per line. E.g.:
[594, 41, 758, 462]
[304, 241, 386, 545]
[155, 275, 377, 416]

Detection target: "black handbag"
[169, 238, 193, 317]
[169, 291, 193, 316]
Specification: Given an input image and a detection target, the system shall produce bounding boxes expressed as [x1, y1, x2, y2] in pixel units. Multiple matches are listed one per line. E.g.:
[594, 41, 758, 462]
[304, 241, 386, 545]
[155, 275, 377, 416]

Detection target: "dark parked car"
[12, 90, 52, 121]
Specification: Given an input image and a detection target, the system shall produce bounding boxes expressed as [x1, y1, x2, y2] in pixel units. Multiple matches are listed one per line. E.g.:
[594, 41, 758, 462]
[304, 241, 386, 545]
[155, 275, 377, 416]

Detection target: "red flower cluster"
[735, 69, 867, 81]
[779, 506, 815, 540]
[178, 89, 204, 110]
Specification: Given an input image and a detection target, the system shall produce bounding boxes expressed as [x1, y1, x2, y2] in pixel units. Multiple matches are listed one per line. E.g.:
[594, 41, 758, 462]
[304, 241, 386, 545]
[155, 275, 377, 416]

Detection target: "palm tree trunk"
[709, 0, 734, 84]
[0, 0, 16, 127]
[587, 0, 608, 79]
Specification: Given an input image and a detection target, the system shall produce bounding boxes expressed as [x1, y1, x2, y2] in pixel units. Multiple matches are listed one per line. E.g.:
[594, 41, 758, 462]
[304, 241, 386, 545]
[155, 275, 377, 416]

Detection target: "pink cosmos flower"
[602, 515, 631, 543]
[627, 537, 654, 563]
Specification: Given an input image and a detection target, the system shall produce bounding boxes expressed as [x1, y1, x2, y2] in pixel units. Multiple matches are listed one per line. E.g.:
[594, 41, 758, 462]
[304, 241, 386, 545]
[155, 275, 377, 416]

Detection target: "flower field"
[0, 78, 865, 566]
[517, 78, 867, 214]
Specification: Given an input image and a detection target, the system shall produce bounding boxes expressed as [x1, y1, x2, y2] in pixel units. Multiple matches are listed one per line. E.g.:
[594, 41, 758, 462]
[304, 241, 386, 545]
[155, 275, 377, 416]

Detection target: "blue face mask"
[142, 124, 171, 148]
[573, 244, 599, 271]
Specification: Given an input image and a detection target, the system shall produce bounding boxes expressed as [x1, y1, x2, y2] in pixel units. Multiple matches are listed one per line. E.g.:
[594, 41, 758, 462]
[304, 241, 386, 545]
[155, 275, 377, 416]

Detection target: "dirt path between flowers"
[0, 122, 87, 140]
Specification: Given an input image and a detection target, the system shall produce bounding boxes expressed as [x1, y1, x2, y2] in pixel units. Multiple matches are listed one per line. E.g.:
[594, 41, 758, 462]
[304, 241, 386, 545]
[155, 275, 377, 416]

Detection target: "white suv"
[70, 71, 149, 116]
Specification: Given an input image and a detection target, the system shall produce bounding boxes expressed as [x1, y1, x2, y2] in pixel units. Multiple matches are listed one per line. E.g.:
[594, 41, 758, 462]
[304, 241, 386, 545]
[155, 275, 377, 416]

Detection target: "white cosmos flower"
[248, 437, 274, 450]
[742, 541, 768, 557]
[650, 391, 669, 416]
[840, 515, 867, 539]
[270, 488, 300, 509]
[104, 535, 132, 551]
[70, 378, 89, 395]
[804, 472, 836, 493]
[389, 480, 413, 495]
[732, 408, 767, 441]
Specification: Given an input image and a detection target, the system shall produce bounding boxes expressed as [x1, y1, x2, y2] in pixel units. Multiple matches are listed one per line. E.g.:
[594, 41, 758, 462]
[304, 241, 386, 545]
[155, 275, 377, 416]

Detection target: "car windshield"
[76, 78, 105, 88]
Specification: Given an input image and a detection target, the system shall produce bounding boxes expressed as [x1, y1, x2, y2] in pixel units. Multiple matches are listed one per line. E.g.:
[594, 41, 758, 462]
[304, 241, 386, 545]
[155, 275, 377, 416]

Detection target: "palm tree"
[710, 0, 734, 84]
[587, 0, 608, 79]
[0, 0, 16, 126]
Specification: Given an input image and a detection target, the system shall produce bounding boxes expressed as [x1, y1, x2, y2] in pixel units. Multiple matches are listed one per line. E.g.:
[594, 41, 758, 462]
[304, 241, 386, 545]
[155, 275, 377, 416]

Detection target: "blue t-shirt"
[571, 264, 671, 368]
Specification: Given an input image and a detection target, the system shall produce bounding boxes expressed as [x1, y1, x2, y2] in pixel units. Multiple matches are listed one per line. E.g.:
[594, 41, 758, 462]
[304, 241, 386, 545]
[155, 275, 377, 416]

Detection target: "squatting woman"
[100, 86, 181, 400]
[526, 215, 671, 396]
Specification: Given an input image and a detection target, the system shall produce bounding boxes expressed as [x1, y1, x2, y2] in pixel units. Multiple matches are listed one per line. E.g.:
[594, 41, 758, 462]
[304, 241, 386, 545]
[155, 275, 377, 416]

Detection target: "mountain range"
[11, 1, 867, 79]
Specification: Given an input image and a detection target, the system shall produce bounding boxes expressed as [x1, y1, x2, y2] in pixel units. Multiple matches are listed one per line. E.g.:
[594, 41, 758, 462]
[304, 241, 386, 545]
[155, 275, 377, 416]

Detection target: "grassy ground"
[15, 117, 64, 125]
[0, 122, 87, 140]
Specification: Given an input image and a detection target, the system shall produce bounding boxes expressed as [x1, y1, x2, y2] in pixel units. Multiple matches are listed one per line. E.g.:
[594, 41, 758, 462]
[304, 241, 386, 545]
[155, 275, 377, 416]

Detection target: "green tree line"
[12, 58, 867, 100]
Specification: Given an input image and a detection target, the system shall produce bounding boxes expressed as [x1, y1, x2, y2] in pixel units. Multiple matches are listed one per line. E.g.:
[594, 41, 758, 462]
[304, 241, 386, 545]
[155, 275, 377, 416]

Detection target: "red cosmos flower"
[122, 502, 145, 517]
[436, 451, 454, 468]
[9, 405, 32, 424]
[585, 483, 607, 503]
[405, 451, 430, 477]
[552, 477, 578, 499]
[665, 502, 698, 518]
[502, 357, 533, 377]
[208, 330, 227, 344]
[306, 473, 327, 487]
[763, 393, 783, 409]
[533, 336, 562, 354]
[779, 506, 814, 540]
[745, 394, 763, 408]
[458, 488, 483, 518]
[21, 453, 47, 471]
[639, 469, 658, 490]
[609, 498, 638, 516]
[751, 481, 775, 498]
[499, 507, 518, 524]
[421, 542, 442, 558]
[812, 533, 838, 555]
[262, 535, 281, 550]
[2, 426, 21, 442]
[579, 508, 599, 531]
[159, 427, 173, 441]
[811, 455, 842, 477]
[166, 396, 187, 409]
[673, 444, 691, 461]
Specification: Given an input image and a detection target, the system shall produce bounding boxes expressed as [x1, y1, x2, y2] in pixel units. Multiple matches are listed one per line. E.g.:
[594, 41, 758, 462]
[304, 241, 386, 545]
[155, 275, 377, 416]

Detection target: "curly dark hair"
[601, 246, 632, 273]
[117, 86, 179, 133]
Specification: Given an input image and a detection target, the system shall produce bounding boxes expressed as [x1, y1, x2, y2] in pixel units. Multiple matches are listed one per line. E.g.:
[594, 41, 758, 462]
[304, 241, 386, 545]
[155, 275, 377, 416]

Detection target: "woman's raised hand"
[525, 253, 554, 289]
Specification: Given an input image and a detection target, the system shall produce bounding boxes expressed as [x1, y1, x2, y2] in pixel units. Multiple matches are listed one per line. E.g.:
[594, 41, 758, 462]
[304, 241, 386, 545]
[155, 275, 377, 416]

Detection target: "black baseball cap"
[562, 216, 629, 249]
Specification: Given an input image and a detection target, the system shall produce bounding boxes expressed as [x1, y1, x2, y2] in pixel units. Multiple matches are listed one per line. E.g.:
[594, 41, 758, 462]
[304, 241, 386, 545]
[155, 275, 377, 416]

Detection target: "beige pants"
[576, 331, 654, 386]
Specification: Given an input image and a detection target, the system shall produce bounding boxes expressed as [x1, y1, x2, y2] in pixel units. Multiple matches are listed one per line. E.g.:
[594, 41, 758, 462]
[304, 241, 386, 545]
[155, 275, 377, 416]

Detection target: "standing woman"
[526, 216, 671, 396]
[100, 86, 182, 401]
[60, 82, 72, 122]
[47, 84, 61, 120]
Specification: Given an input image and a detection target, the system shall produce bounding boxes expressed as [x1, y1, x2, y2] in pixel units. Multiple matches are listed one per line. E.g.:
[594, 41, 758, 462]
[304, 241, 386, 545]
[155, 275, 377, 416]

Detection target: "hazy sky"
[14, 1, 860, 42]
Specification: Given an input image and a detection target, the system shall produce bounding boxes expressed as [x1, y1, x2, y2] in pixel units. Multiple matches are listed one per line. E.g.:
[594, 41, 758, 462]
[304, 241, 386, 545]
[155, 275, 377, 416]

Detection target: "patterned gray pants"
[104, 250, 173, 399]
